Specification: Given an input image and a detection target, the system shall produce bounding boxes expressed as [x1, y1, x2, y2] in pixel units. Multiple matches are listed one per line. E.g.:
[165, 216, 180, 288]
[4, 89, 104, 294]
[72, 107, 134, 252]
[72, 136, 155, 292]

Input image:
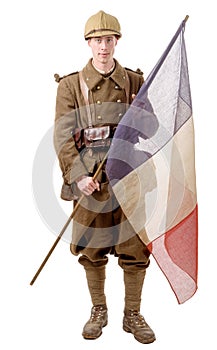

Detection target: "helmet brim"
[85, 29, 122, 40]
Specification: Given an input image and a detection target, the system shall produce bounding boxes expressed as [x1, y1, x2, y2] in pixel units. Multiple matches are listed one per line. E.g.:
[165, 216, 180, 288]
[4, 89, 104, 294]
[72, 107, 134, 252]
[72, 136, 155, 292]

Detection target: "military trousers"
[70, 186, 150, 309]
[70, 174, 150, 269]
[76, 233, 149, 270]
[70, 204, 150, 270]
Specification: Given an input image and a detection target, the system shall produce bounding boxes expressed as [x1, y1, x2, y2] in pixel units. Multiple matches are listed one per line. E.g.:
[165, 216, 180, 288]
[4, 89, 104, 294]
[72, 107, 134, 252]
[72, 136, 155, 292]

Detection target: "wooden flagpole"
[30, 151, 108, 286]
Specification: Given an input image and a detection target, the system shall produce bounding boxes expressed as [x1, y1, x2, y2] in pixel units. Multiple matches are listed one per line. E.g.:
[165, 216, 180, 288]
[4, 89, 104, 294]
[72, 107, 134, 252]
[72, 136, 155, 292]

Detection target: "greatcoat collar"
[82, 58, 128, 90]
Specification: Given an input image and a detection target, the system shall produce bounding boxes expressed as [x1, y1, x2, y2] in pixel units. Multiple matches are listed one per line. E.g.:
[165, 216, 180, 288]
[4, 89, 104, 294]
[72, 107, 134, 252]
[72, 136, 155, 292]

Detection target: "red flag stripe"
[148, 204, 198, 303]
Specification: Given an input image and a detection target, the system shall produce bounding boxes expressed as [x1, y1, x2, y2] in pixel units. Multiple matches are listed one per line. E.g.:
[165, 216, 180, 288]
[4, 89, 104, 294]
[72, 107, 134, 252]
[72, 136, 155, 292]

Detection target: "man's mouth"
[99, 53, 109, 57]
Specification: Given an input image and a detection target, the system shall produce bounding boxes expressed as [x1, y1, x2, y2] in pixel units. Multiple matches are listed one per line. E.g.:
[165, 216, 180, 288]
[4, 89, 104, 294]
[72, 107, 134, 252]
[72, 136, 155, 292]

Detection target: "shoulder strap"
[125, 67, 143, 75]
[54, 71, 78, 83]
[79, 71, 93, 128]
[124, 72, 130, 105]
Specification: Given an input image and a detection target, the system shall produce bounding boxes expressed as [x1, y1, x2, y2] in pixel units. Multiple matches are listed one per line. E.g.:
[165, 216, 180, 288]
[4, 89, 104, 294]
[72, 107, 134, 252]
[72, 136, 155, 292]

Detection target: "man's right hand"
[76, 175, 100, 196]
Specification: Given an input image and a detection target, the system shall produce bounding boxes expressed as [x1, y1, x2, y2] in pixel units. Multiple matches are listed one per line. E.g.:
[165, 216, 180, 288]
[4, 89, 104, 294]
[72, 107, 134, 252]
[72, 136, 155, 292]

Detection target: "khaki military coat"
[54, 59, 144, 251]
[54, 59, 144, 183]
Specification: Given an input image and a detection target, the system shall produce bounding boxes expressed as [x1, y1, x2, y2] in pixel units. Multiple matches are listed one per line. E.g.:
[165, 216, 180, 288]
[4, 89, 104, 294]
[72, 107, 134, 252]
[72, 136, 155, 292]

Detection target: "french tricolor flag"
[106, 17, 198, 304]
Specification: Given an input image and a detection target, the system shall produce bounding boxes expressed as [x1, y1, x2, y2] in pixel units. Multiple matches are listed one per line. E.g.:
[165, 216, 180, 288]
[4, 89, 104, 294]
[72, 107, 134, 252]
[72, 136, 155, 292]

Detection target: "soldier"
[54, 10, 156, 344]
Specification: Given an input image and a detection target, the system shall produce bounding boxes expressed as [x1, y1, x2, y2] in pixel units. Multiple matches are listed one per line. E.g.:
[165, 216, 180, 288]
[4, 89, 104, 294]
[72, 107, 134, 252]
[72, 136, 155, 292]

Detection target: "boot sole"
[82, 321, 108, 340]
[123, 324, 156, 344]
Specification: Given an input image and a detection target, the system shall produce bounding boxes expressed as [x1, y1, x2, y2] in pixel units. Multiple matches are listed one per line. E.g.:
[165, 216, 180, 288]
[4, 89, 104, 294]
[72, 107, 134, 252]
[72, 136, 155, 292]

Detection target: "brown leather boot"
[82, 305, 108, 339]
[123, 309, 156, 344]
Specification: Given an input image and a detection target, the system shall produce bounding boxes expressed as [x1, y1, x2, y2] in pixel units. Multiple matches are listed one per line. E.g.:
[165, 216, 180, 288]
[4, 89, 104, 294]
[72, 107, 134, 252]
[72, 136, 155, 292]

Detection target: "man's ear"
[87, 39, 91, 47]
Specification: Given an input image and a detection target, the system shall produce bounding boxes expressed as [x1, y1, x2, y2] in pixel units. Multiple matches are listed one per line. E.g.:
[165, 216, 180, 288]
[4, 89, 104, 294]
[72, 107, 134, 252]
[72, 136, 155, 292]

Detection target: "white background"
[1, 0, 216, 349]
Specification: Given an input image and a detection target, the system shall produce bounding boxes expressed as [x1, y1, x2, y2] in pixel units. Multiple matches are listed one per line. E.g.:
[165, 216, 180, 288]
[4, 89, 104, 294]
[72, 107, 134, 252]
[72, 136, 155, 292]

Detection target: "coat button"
[96, 86, 101, 90]
[118, 113, 123, 117]
[96, 100, 102, 105]
[117, 99, 122, 103]
[115, 85, 120, 90]
[97, 115, 102, 120]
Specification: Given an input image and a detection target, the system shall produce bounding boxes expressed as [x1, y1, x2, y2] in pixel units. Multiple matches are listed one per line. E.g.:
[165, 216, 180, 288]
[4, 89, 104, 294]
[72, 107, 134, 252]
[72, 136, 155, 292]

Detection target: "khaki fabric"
[54, 57, 150, 312]
[84, 10, 121, 39]
[78, 235, 150, 310]
[77, 235, 150, 271]
[124, 269, 146, 311]
[55, 59, 145, 257]
[54, 58, 148, 268]
[54, 59, 144, 185]
[84, 265, 106, 306]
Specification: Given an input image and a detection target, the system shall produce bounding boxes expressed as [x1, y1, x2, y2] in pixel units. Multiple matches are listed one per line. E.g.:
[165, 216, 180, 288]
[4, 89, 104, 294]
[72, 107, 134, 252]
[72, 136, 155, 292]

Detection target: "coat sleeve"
[54, 78, 88, 185]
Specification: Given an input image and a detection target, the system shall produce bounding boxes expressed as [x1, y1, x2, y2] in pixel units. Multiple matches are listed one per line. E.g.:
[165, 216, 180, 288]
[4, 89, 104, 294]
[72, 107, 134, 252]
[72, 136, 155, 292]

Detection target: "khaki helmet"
[84, 10, 121, 40]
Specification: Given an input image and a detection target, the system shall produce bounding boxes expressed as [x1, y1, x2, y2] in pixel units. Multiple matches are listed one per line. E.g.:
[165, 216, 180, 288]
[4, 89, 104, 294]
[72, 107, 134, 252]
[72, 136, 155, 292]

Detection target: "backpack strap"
[124, 71, 130, 105]
[78, 71, 93, 128]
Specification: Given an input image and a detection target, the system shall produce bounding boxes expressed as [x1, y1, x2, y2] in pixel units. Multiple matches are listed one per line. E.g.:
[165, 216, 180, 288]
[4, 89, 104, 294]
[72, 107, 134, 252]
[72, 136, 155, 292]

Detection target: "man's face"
[88, 35, 118, 65]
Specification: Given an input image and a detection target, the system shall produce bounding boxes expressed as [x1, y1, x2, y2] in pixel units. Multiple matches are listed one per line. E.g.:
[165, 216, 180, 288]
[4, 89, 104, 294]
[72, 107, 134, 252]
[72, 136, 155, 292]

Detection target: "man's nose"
[100, 40, 107, 49]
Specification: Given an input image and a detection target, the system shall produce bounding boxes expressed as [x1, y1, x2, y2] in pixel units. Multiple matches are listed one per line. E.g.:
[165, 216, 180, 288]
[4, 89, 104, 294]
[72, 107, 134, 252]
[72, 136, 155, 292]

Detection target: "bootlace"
[90, 306, 105, 322]
[129, 311, 147, 326]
